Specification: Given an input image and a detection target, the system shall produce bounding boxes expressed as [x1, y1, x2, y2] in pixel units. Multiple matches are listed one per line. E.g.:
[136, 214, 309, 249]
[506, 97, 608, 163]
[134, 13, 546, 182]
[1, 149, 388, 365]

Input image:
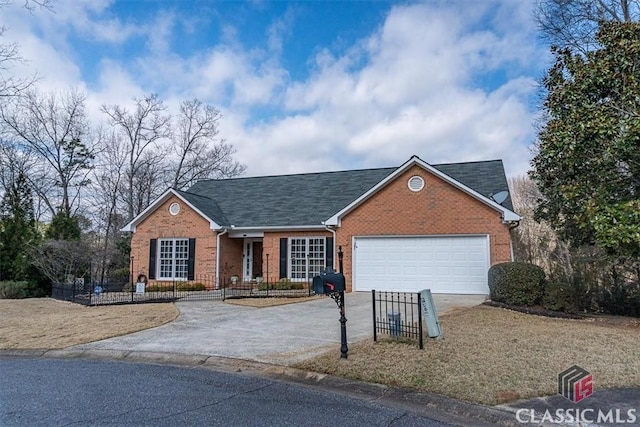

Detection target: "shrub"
[597, 282, 640, 317]
[543, 282, 579, 313]
[142, 282, 207, 292]
[0, 281, 45, 299]
[176, 282, 206, 291]
[258, 279, 304, 291]
[145, 283, 173, 292]
[488, 262, 545, 306]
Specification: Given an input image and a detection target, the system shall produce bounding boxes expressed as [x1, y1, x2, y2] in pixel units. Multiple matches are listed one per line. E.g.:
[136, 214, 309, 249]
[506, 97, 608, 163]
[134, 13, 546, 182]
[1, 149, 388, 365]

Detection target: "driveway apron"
[73, 293, 485, 365]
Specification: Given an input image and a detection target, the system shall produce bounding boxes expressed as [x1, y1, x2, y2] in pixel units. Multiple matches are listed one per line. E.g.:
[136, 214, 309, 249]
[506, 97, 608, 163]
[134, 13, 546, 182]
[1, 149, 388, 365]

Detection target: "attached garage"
[352, 235, 490, 294]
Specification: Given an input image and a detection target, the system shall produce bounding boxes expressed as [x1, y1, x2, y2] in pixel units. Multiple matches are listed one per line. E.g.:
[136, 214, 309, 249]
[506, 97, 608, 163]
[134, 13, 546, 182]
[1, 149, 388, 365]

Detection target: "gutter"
[323, 223, 337, 271]
[216, 228, 228, 289]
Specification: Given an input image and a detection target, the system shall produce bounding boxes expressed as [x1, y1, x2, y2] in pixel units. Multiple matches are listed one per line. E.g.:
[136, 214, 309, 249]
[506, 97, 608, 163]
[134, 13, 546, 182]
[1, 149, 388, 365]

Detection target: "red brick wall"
[218, 233, 243, 283]
[130, 195, 217, 282]
[336, 165, 513, 291]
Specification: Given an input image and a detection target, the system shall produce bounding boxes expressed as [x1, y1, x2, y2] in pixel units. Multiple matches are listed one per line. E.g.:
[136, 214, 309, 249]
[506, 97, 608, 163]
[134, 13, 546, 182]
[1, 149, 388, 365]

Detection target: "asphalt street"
[0, 357, 454, 427]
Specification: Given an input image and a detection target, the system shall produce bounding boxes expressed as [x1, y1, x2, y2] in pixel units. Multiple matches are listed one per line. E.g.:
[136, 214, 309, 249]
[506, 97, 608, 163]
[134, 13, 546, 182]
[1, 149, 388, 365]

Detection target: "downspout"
[323, 223, 337, 271]
[216, 228, 228, 289]
[507, 220, 520, 262]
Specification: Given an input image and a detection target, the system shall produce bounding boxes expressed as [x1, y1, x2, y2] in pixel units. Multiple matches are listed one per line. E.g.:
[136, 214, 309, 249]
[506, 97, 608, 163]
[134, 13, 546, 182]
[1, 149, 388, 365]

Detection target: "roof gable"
[121, 189, 221, 232]
[325, 156, 520, 225]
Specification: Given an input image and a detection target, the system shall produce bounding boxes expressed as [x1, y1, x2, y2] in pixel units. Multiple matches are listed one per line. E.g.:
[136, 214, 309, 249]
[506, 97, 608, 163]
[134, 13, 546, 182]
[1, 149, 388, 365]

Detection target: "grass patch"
[224, 296, 322, 308]
[294, 305, 640, 405]
[0, 298, 178, 350]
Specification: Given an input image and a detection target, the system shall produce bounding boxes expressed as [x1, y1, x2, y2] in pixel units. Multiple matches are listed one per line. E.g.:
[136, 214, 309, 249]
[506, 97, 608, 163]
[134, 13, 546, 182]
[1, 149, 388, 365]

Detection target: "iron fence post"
[372, 290, 377, 342]
[417, 292, 424, 350]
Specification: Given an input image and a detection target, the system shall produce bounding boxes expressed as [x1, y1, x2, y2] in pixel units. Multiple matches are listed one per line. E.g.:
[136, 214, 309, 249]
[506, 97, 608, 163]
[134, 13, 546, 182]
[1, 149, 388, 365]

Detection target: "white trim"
[229, 225, 326, 231]
[325, 156, 521, 226]
[121, 189, 221, 232]
[229, 230, 265, 238]
[168, 202, 180, 216]
[407, 175, 425, 192]
[215, 229, 228, 289]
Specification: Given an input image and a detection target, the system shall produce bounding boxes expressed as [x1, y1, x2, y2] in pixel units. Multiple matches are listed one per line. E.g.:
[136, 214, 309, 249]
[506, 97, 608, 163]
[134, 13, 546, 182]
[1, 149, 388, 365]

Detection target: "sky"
[2, 0, 549, 178]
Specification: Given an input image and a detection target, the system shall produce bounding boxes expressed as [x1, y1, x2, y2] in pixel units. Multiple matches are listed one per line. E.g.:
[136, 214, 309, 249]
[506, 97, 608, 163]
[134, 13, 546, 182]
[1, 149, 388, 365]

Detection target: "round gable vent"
[169, 202, 181, 216]
[408, 176, 425, 192]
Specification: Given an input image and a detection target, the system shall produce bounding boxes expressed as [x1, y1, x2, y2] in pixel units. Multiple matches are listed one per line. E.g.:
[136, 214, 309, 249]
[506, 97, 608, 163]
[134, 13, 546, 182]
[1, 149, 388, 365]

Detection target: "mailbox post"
[312, 246, 348, 359]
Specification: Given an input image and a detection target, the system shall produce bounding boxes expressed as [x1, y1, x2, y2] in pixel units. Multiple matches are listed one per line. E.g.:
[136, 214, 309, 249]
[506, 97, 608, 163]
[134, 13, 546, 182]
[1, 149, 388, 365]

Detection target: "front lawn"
[294, 305, 640, 405]
[0, 298, 178, 350]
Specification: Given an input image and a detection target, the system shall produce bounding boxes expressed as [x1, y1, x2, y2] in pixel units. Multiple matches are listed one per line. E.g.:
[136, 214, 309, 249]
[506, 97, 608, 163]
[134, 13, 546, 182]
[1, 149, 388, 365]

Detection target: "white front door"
[243, 239, 254, 282]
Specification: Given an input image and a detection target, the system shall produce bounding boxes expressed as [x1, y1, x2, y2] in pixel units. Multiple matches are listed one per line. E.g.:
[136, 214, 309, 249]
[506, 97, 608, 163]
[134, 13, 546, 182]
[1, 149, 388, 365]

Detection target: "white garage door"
[353, 236, 489, 294]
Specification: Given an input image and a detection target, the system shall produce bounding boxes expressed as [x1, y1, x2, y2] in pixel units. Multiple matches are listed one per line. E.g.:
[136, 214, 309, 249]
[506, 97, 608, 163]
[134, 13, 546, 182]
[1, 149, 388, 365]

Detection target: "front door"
[252, 241, 263, 279]
[243, 239, 263, 282]
[243, 239, 253, 282]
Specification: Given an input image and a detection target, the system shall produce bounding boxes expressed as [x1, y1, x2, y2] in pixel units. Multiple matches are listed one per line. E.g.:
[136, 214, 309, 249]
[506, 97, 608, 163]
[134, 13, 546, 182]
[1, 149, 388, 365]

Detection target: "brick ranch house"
[122, 155, 521, 294]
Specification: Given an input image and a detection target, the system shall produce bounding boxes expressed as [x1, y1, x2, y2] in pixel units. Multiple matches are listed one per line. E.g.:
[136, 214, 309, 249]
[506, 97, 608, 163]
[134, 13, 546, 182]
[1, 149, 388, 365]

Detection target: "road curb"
[1, 348, 518, 426]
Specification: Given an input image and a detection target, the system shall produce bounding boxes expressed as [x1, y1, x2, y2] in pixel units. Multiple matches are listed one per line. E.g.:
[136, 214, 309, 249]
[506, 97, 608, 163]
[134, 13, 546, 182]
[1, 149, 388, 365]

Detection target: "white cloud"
[1, 0, 546, 181]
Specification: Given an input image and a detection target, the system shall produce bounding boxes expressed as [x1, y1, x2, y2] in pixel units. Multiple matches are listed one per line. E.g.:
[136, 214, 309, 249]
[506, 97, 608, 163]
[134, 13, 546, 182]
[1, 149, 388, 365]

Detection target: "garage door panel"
[354, 236, 489, 294]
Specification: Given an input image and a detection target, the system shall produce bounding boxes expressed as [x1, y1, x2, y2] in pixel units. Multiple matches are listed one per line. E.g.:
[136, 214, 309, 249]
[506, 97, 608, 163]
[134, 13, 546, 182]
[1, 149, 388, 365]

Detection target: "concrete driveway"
[74, 293, 485, 365]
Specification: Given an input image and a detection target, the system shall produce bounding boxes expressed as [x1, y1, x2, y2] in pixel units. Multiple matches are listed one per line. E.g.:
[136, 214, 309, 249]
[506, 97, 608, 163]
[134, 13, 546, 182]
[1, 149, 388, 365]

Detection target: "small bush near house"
[143, 282, 207, 292]
[488, 262, 545, 306]
[145, 283, 174, 292]
[0, 281, 45, 299]
[258, 278, 304, 291]
[176, 282, 206, 291]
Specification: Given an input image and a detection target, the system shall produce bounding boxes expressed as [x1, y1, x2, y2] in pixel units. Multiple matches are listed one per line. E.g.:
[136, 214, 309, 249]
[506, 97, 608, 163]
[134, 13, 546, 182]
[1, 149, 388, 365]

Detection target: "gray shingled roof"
[180, 159, 513, 228]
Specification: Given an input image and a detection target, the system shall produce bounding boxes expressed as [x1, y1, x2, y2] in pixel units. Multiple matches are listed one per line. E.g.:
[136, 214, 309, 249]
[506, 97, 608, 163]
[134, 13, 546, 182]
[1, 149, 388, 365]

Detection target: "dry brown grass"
[295, 305, 640, 405]
[0, 298, 178, 350]
[224, 296, 322, 308]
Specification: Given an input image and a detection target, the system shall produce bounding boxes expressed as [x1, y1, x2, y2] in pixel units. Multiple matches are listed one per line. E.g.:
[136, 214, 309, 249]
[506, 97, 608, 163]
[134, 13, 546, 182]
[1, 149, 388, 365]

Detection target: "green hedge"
[258, 278, 304, 291]
[144, 282, 207, 292]
[0, 281, 45, 299]
[488, 262, 545, 306]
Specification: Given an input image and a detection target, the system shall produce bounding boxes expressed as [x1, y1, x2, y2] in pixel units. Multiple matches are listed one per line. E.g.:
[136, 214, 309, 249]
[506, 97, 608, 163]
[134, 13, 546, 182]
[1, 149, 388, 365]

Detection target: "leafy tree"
[0, 170, 38, 280]
[531, 22, 640, 258]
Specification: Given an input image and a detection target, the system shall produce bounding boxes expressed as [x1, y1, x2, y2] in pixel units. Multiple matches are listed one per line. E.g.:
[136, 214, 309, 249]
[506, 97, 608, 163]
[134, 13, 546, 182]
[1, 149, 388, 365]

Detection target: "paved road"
[0, 357, 453, 427]
[73, 293, 486, 364]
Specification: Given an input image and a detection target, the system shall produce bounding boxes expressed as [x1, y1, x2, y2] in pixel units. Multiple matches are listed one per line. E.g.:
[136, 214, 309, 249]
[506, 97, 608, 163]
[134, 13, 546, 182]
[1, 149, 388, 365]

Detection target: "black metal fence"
[52, 275, 313, 306]
[372, 290, 423, 349]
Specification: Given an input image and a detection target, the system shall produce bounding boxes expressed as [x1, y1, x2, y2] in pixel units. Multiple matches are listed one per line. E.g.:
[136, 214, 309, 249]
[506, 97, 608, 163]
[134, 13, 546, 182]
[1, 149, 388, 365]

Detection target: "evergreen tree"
[0, 171, 38, 280]
[45, 210, 81, 241]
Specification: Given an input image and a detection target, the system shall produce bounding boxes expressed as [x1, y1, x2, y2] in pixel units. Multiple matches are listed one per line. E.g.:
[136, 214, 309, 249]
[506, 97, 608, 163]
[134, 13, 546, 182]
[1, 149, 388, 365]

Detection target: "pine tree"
[0, 171, 38, 280]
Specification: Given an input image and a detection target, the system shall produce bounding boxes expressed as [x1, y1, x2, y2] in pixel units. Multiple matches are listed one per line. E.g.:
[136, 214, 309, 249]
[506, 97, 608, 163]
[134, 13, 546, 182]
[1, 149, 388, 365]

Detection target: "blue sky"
[3, 0, 548, 177]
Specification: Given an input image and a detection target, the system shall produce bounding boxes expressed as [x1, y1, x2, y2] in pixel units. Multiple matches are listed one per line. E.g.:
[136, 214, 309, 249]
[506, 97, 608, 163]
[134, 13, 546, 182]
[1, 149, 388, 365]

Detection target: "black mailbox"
[312, 272, 346, 294]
